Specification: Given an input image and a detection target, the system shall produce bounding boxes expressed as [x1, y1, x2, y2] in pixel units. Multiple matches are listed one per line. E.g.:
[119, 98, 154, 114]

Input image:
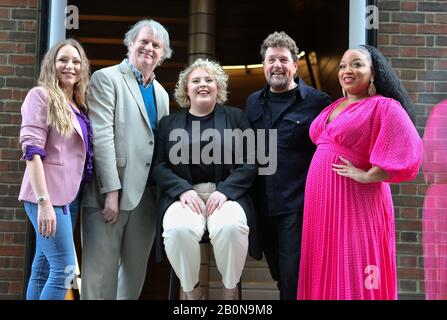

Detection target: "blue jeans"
[24, 193, 80, 300]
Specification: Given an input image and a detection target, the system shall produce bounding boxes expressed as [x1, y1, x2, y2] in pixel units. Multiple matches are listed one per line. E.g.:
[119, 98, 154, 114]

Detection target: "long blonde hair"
[38, 39, 90, 136]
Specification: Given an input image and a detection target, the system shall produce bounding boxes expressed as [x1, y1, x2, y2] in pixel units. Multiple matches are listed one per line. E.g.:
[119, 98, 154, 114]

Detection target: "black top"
[266, 86, 299, 125]
[151, 104, 262, 262]
[186, 111, 216, 184]
[245, 78, 332, 217]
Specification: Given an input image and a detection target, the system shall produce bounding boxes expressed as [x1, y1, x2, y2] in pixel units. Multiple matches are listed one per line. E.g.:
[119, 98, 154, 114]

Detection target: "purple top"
[23, 145, 46, 161]
[71, 106, 93, 183]
[24, 106, 93, 184]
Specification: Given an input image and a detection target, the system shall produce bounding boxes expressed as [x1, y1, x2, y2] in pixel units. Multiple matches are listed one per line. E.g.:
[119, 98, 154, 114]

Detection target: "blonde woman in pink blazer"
[18, 39, 92, 300]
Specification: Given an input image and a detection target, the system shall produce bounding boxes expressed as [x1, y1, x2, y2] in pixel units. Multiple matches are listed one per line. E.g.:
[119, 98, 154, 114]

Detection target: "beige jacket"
[82, 60, 169, 210]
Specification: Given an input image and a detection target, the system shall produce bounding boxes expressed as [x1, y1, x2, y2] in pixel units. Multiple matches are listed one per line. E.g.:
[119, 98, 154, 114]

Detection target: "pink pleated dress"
[297, 96, 423, 300]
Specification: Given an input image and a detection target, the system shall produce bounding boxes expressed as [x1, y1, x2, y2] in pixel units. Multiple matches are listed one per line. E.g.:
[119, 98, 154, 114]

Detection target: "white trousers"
[162, 183, 249, 292]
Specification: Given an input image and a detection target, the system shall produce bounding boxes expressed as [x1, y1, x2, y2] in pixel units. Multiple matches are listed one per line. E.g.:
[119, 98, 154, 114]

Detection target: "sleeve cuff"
[23, 145, 46, 161]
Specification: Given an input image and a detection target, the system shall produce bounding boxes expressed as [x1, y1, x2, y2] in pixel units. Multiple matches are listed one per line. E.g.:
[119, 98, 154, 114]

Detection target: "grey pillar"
[189, 0, 216, 63]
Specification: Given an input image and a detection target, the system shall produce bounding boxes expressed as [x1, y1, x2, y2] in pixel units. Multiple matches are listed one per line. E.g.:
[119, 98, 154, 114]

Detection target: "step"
[209, 281, 278, 291]
[208, 288, 279, 300]
[209, 267, 275, 282]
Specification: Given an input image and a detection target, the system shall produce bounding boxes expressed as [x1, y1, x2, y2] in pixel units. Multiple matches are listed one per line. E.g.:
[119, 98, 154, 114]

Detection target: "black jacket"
[151, 104, 262, 262]
[245, 78, 332, 217]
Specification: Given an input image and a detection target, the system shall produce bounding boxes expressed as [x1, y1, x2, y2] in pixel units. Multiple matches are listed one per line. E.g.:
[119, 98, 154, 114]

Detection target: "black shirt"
[186, 111, 216, 184]
[266, 86, 299, 125]
[245, 78, 332, 217]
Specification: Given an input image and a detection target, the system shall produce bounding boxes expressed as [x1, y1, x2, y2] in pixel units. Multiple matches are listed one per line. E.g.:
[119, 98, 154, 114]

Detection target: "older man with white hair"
[81, 19, 172, 300]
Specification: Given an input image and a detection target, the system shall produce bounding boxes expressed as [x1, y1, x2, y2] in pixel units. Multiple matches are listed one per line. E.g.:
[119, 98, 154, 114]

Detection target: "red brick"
[0, 172, 22, 184]
[10, 257, 24, 269]
[0, 89, 13, 100]
[400, 24, 418, 34]
[21, 20, 36, 32]
[381, 23, 400, 33]
[399, 256, 418, 268]
[400, 70, 417, 80]
[381, 46, 400, 57]
[435, 14, 447, 24]
[0, 66, 14, 75]
[436, 60, 447, 69]
[392, 35, 426, 46]
[0, 222, 26, 233]
[401, 207, 419, 220]
[0, 8, 10, 18]
[0, 42, 16, 53]
[401, 1, 417, 11]
[0, 246, 24, 256]
[0, 0, 27, 7]
[379, 35, 390, 45]
[417, 184, 428, 196]
[8, 281, 22, 294]
[418, 47, 447, 57]
[0, 269, 23, 281]
[396, 219, 422, 231]
[399, 280, 417, 292]
[400, 47, 417, 57]
[0, 149, 22, 161]
[8, 54, 35, 65]
[419, 24, 447, 34]
[401, 184, 418, 195]
[27, 0, 37, 8]
[397, 268, 424, 280]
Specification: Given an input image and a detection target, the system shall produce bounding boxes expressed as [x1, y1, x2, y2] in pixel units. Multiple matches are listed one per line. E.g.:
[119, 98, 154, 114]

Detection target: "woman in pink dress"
[422, 100, 447, 300]
[297, 45, 423, 300]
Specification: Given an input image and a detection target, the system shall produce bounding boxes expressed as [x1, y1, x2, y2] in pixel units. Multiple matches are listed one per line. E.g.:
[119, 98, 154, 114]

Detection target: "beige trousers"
[162, 183, 249, 292]
[80, 186, 157, 300]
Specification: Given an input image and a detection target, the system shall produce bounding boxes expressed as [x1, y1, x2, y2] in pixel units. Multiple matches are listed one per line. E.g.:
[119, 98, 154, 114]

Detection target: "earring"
[342, 88, 347, 97]
[368, 78, 376, 97]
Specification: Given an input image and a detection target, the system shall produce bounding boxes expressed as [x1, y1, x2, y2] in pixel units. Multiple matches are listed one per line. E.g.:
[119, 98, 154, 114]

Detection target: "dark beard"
[267, 74, 291, 91]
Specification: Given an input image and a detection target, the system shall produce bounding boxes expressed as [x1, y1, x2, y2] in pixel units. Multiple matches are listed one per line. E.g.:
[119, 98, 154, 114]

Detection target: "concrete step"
[209, 281, 278, 290]
[209, 257, 270, 268]
[208, 288, 279, 300]
[209, 267, 275, 282]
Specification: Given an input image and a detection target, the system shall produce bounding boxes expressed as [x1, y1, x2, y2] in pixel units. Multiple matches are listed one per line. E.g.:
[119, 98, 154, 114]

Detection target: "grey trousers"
[80, 186, 157, 300]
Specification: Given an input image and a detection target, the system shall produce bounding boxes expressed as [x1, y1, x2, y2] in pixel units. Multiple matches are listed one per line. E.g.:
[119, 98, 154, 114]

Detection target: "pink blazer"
[18, 87, 86, 206]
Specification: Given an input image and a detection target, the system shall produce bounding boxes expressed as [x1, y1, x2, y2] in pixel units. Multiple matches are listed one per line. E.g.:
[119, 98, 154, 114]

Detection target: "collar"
[125, 58, 155, 87]
[259, 77, 307, 102]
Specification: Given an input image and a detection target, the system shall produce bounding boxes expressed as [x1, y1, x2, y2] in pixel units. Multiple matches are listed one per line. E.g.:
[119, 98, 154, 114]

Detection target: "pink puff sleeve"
[20, 87, 49, 154]
[369, 97, 423, 183]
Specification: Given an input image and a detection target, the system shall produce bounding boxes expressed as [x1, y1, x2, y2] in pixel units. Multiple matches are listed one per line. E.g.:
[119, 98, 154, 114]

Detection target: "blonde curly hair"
[174, 59, 228, 108]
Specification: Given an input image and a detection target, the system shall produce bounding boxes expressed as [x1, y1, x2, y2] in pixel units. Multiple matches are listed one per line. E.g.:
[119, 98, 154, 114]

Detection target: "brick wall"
[378, 0, 447, 299]
[0, 0, 445, 300]
[0, 0, 38, 299]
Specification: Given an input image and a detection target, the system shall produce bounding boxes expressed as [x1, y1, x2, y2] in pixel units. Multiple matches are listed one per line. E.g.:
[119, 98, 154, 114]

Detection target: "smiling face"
[187, 67, 218, 110]
[55, 45, 81, 91]
[128, 26, 164, 73]
[263, 46, 298, 93]
[338, 49, 373, 98]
